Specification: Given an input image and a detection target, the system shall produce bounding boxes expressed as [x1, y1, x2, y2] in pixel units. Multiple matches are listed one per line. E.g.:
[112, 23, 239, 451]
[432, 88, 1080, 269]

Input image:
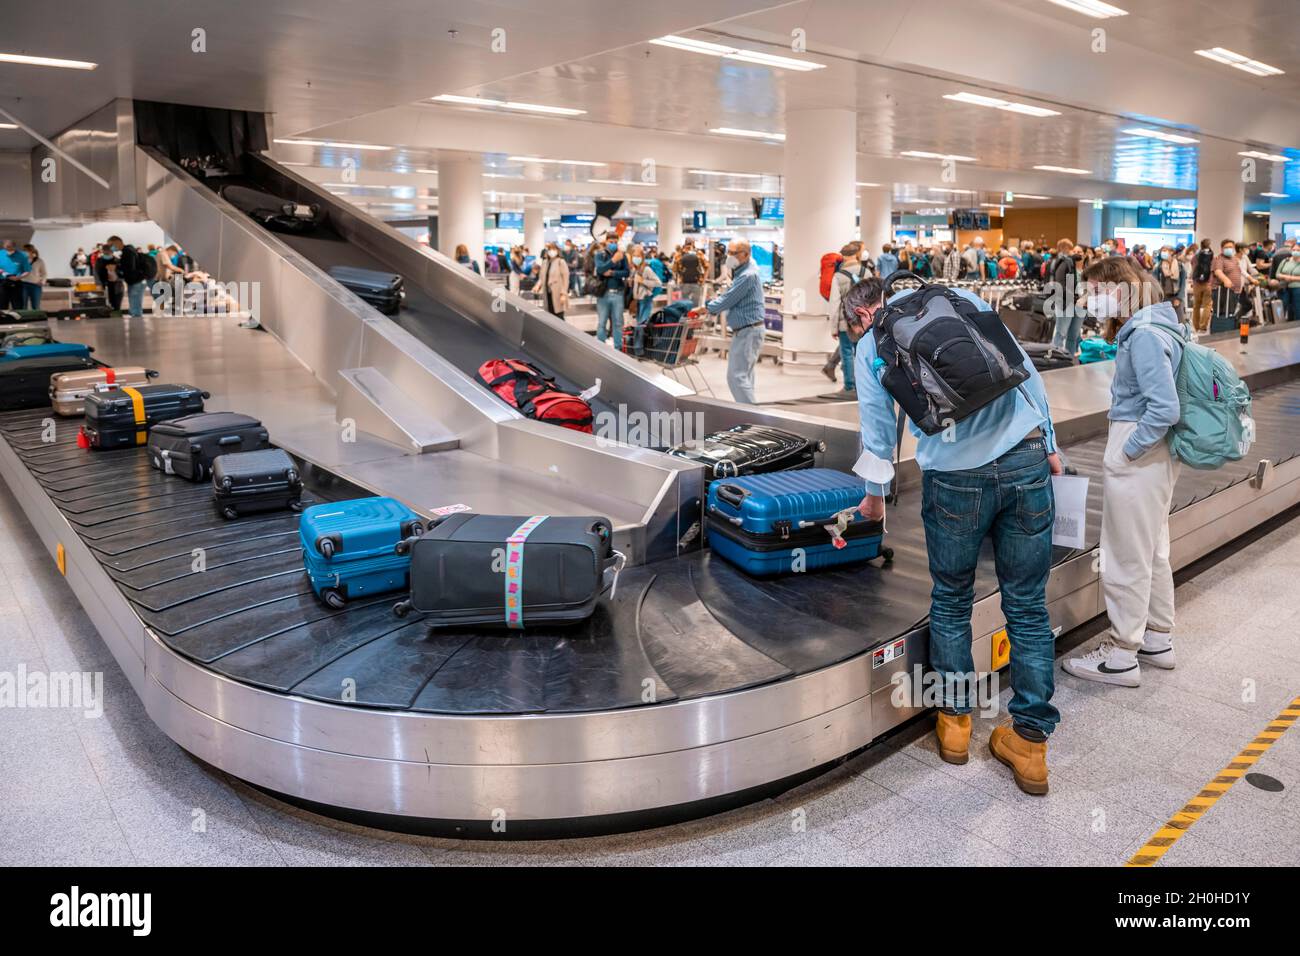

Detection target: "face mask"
[725, 255, 740, 271]
[1160, 252, 1170, 260]
[606, 243, 617, 252]
[1222, 248, 1236, 258]
[1087, 291, 1123, 319]
[632, 256, 643, 265]
[1291, 250, 1300, 258]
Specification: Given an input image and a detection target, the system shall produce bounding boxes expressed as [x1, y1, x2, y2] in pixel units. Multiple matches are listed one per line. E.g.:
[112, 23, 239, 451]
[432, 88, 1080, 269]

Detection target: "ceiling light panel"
[944, 92, 1060, 117]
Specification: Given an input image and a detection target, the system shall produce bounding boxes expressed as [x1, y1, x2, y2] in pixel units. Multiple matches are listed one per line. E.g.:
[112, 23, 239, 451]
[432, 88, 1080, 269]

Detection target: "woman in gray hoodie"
[1064, 257, 1187, 688]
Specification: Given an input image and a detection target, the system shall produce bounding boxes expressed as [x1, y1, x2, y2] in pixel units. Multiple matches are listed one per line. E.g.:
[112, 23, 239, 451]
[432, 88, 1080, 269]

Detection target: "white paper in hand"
[1050, 475, 1089, 550]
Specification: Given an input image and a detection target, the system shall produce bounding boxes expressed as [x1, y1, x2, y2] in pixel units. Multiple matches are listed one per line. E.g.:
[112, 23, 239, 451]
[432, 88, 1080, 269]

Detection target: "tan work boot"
[935, 711, 971, 765]
[989, 722, 1049, 795]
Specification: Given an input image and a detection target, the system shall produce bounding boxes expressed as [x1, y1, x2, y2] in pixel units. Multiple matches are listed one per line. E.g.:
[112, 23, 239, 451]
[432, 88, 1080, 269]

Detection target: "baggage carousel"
[5, 363, 1300, 834]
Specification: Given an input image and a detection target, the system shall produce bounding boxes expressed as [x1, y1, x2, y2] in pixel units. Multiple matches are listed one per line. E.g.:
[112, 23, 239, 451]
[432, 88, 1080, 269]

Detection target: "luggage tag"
[822, 508, 859, 550]
[578, 378, 602, 403]
[604, 550, 627, 599]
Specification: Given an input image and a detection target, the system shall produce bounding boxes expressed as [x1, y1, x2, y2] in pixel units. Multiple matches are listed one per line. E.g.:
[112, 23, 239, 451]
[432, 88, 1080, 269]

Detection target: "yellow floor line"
[1126, 694, 1300, 867]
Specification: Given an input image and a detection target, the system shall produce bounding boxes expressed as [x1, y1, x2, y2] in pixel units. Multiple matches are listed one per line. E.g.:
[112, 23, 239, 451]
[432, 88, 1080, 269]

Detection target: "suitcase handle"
[705, 504, 743, 527]
[218, 435, 244, 446]
[715, 484, 748, 509]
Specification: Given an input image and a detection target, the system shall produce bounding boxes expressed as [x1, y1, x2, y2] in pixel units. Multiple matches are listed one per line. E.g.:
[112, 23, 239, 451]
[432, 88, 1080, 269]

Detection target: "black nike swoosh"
[1097, 662, 1138, 674]
[1137, 648, 1171, 656]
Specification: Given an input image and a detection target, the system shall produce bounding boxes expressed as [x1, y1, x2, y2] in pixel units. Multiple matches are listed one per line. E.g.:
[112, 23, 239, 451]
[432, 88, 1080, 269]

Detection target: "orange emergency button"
[990, 628, 1010, 670]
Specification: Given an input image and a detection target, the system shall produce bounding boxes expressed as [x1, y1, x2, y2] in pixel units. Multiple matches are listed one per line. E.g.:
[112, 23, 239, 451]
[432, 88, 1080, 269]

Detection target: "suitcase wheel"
[394, 537, 413, 557]
[880, 547, 894, 564]
[317, 536, 337, 559]
[288, 499, 303, 512]
[321, 587, 346, 610]
[221, 506, 238, 520]
[393, 599, 413, 619]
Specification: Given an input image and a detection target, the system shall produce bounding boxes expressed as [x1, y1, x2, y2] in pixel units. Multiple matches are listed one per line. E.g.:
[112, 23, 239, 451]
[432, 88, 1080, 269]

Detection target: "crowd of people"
[0, 237, 200, 316]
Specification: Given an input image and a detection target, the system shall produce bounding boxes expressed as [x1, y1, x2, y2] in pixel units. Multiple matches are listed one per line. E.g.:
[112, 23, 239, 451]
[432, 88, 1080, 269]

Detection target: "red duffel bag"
[475, 358, 594, 433]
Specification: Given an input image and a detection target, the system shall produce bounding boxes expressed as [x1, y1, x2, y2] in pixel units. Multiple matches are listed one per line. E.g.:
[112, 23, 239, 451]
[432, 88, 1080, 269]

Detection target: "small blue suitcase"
[0, 342, 93, 363]
[299, 497, 424, 608]
[705, 469, 891, 576]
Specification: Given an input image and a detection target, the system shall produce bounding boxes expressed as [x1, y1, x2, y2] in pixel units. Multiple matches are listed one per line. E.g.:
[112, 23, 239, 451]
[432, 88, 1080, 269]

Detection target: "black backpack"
[1193, 249, 1214, 284]
[872, 271, 1030, 438]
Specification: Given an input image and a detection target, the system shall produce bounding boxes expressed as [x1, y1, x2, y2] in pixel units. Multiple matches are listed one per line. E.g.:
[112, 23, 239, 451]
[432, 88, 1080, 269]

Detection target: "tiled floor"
[2, 474, 1298, 866]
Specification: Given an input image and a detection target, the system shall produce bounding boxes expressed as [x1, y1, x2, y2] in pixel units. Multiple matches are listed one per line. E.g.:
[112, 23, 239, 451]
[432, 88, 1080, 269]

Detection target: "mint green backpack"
[1145, 325, 1254, 469]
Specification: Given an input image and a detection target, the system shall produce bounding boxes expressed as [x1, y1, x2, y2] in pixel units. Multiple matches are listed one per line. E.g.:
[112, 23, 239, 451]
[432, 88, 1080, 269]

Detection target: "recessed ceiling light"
[651, 35, 824, 71]
[0, 52, 98, 70]
[691, 169, 765, 179]
[506, 156, 606, 167]
[1261, 192, 1289, 198]
[1079, 198, 1105, 204]
[1122, 127, 1199, 145]
[0, 123, 17, 130]
[902, 150, 978, 162]
[1035, 164, 1092, 175]
[430, 93, 586, 116]
[587, 179, 655, 186]
[1239, 150, 1291, 163]
[1195, 48, 1284, 77]
[856, 182, 882, 187]
[944, 92, 1060, 117]
[1044, 0, 1128, 18]
[711, 127, 786, 141]
[274, 138, 392, 151]
[1013, 194, 1053, 200]
[980, 203, 1008, 209]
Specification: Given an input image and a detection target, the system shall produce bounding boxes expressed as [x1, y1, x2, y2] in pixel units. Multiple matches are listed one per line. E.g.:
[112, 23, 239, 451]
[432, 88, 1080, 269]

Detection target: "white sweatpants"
[1100, 420, 1181, 651]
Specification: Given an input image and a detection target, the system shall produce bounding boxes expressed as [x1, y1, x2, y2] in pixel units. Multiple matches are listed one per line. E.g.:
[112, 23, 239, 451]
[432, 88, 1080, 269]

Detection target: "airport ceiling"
[3, 0, 1299, 213]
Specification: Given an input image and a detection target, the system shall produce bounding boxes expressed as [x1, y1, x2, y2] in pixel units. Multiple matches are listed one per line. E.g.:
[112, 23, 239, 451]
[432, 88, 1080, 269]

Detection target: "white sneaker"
[1137, 630, 1176, 670]
[1063, 640, 1141, 687]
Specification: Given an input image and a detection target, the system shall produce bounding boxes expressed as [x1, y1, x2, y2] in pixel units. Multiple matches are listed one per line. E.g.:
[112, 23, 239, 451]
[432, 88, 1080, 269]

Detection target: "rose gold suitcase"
[49, 366, 157, 416]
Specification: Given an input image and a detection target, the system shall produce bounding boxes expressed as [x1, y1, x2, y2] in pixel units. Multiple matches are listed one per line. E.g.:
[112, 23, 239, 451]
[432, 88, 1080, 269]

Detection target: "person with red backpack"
[818, 241, 874, 390]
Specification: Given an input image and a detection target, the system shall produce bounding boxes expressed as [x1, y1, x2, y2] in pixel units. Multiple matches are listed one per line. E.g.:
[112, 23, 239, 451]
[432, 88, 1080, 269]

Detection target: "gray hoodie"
[1110, 301, 1188, 460]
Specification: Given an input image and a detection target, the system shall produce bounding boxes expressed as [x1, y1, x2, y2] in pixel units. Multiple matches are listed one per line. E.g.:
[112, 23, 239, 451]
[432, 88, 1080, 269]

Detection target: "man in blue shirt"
[876, 242, 900, 279]
[695, 240, 765, 403]
[0, 240, 24, 310]
[845, 276, 1063, 795]
[593, 235, 630, 346]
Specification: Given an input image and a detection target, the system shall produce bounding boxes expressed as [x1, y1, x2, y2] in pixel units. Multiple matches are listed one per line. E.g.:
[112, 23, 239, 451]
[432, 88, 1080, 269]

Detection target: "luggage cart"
[622, 310, 713, 395]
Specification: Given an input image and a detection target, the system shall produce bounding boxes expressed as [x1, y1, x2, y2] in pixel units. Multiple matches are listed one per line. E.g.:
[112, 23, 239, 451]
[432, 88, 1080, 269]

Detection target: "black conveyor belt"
[4, 380, 1298, 717]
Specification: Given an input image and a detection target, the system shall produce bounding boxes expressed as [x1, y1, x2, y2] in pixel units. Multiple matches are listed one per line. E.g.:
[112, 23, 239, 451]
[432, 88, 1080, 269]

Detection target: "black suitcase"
[211, 449, 304, 519]
[147, 412, 270, 481]
[1022, 342, 1077, 371]
[1, 309, 48, 325]
[46, 277, 73, 289]
[999, 307, 1052, 344]
[668, 423, 819, 480]
[81, 383, 209, 450]
[0, 355, 99, 411]
[328, 266, 404, 315]
[221, 184, 322, 235]
[392, 513, 621, 628]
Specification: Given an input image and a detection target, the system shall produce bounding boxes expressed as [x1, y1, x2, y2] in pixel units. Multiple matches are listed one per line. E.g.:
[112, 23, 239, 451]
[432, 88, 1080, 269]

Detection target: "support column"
[859, 187, 893, 261]
[1197, 139, 1246, 245]
[523, 201, 545, 253]
[1076, 202, 1100, 247]
[436, 150, 484, 262]
[782, 108, 858, 316]
[659, 198, 684, 252]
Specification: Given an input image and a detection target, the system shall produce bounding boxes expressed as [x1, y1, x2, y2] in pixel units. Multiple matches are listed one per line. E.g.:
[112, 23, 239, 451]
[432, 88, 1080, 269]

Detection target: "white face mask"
[1087, 290, 1123, 319]
[631, 256, 643, 265]
[1222, 247, 1236, 258]
[725, 254, 740, 271]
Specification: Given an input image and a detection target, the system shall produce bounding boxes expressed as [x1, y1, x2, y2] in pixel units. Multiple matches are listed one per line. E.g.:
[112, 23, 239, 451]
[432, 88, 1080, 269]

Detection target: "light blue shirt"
[877, 252, 900, 277]
[855, 287, 1058, 496]
[705, 259, 765, 331]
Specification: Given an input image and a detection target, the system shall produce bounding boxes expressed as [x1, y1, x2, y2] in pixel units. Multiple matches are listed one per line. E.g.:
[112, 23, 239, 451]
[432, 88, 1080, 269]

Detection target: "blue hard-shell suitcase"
[705, 468, 890, 576]
[299, 497, 424, 608]
[0, 342, 93, 363]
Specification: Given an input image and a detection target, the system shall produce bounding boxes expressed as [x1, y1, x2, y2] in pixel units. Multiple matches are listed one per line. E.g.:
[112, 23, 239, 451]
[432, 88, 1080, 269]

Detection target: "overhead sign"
[692, 210, 708, 230]
[560, 213, 595, 226]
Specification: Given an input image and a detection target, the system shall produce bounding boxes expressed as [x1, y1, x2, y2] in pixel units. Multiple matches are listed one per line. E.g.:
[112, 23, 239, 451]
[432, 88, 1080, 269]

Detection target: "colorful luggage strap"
[504, 515, 548, 629]
[121, 386, 147, 445]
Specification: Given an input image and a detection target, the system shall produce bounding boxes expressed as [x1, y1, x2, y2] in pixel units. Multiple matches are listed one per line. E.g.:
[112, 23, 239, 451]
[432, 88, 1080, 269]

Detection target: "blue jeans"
[632, 295, 655, 354]
[595, 289, 625, 343]
[920, 438, 1059, 738]
[1283, 286, 1300, 322]
[1050, 307, 1082, 355]
[838, 331, 857, 390]
[126, 280, 146, 317]
[22, 283, 41, 310]
[726, 323, 764, 404]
